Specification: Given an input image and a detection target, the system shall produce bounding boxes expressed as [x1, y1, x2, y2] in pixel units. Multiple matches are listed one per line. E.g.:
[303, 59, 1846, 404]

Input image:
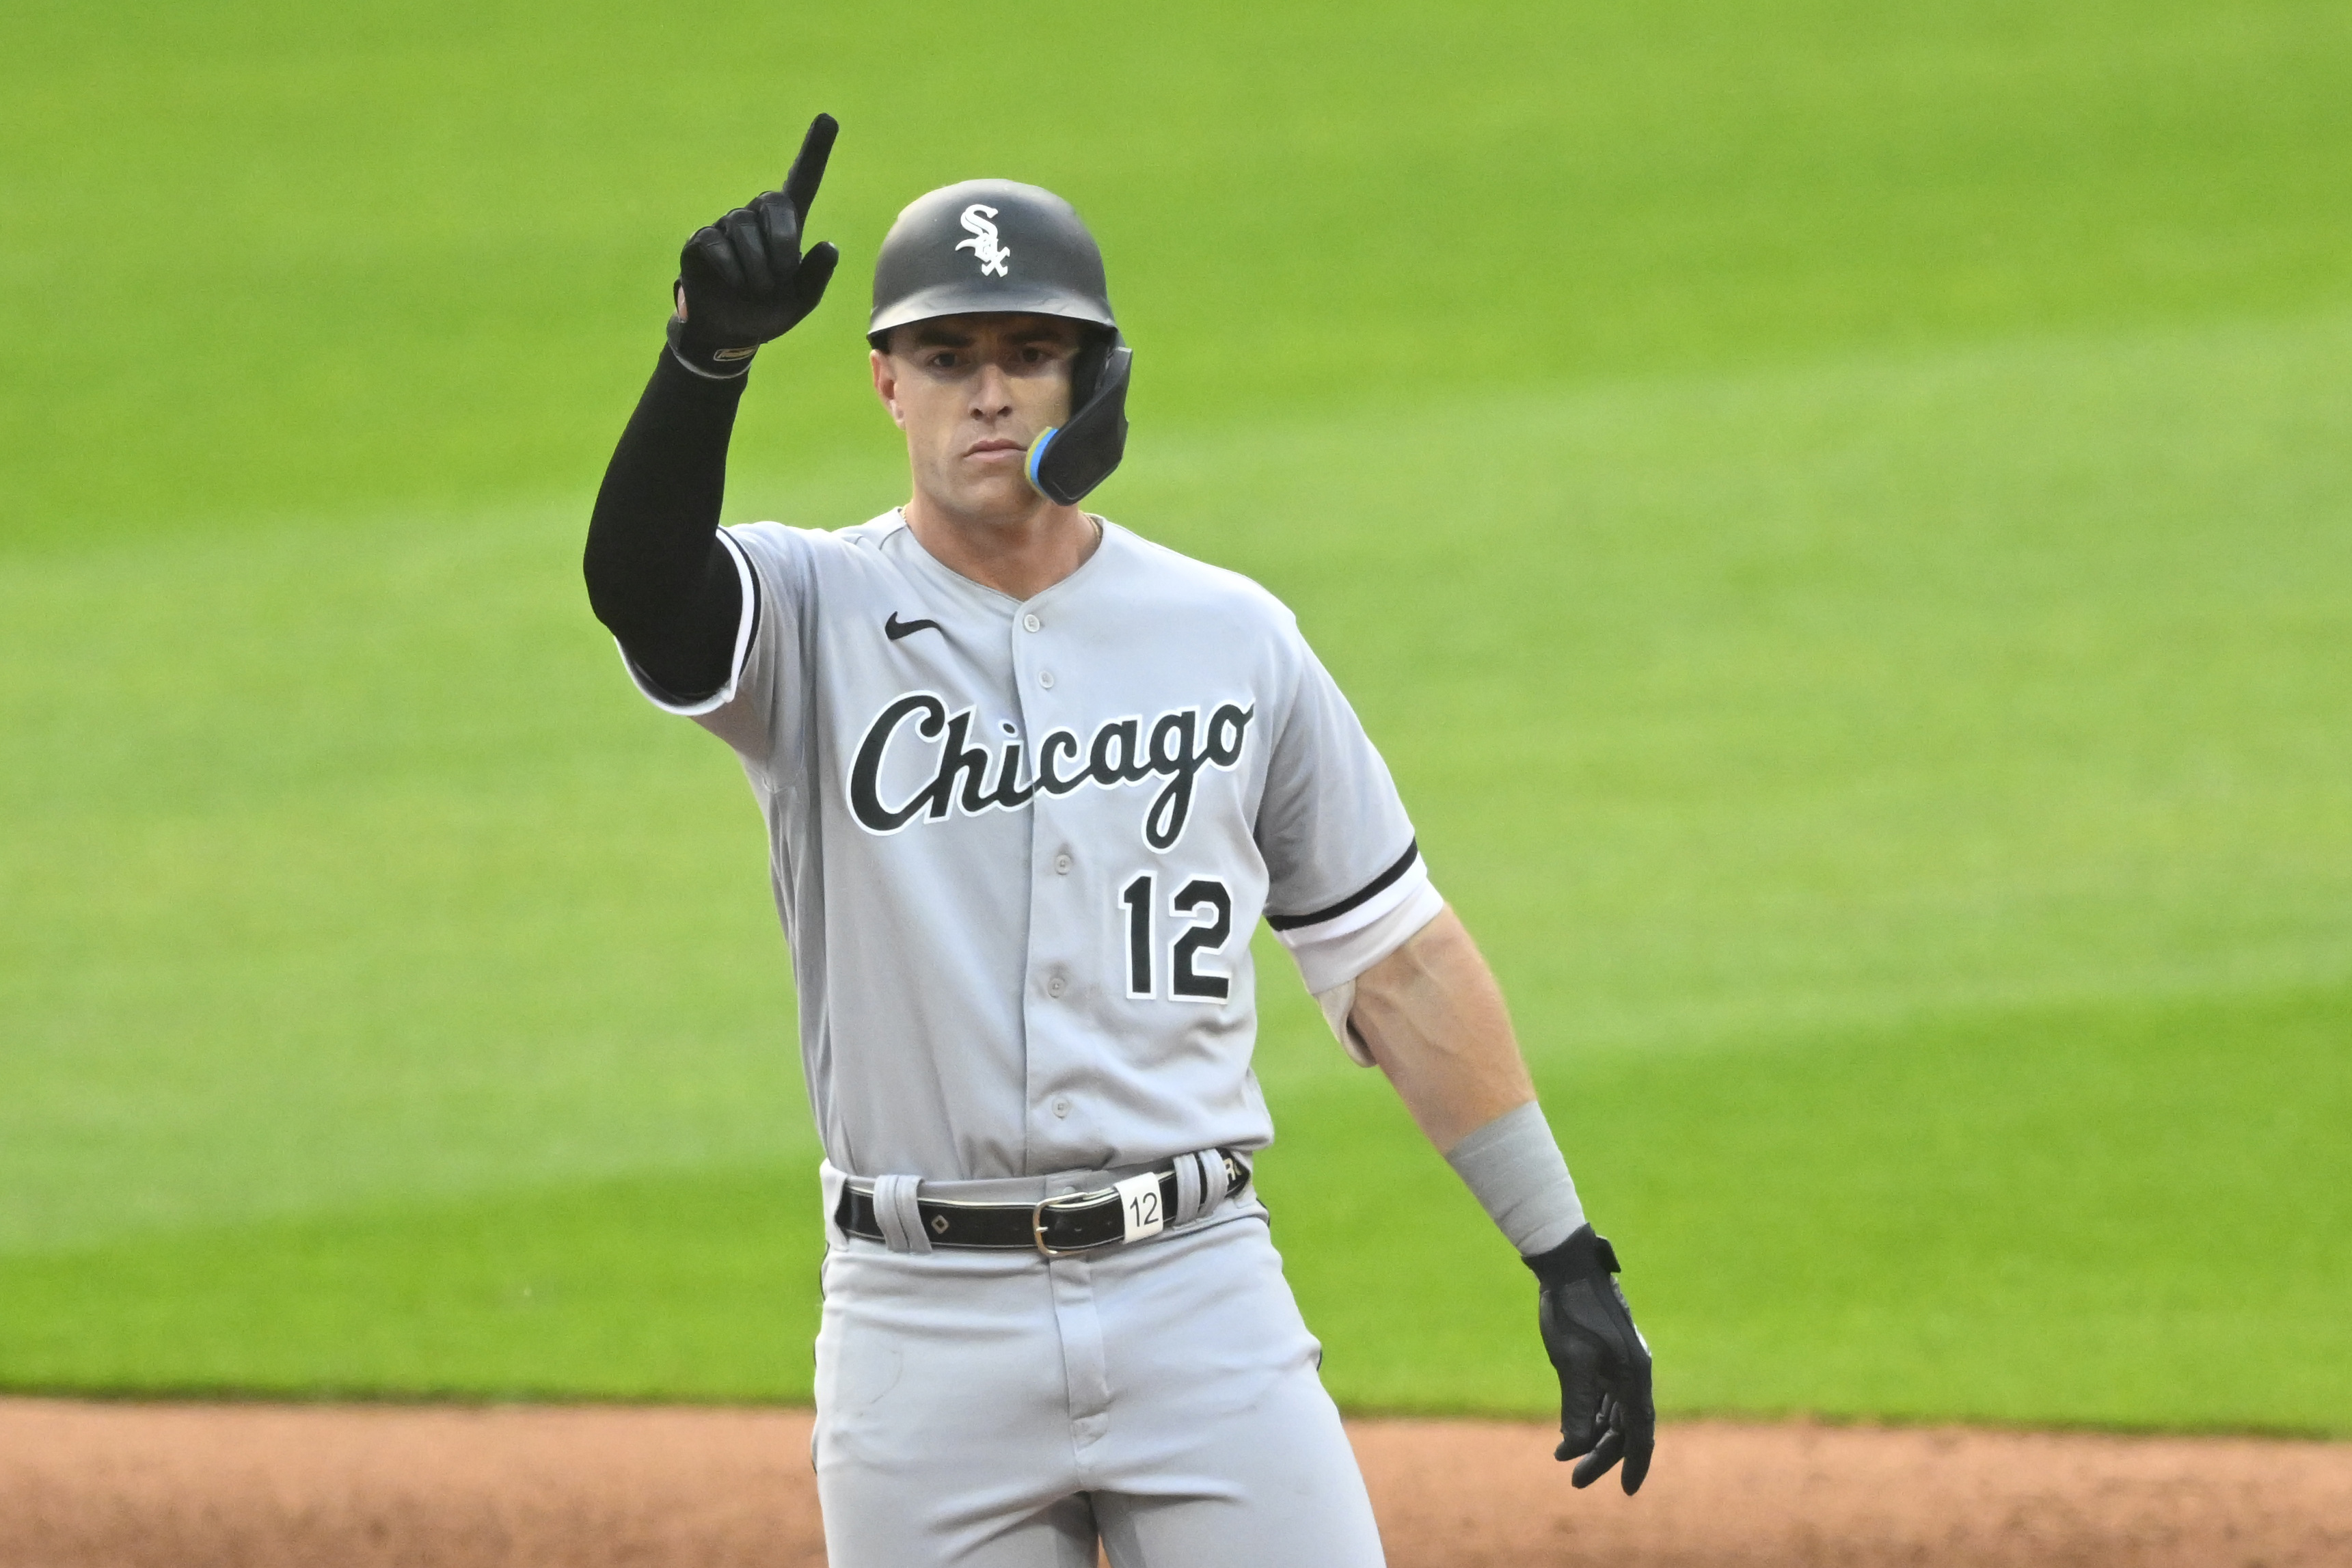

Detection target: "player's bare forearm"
[1353, 908, 1658, 1492]
[1347, 907, 1537, 1154]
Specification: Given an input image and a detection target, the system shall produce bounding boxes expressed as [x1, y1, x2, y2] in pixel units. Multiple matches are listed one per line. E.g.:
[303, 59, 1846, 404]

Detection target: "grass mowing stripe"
[0, 510, 813, 1250]
[0, 1167, 826, 1403]
[5, 977, 2340, 1430]
[6, 1, 2349, 550]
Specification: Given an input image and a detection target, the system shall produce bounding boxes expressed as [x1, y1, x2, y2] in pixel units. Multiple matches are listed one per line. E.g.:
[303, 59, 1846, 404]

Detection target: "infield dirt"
[1, 1400, 2344, 1567]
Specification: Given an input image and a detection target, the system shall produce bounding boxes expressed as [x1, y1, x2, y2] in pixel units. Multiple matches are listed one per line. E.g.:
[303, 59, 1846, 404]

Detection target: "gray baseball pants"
[813, 1170, 1386, 1567]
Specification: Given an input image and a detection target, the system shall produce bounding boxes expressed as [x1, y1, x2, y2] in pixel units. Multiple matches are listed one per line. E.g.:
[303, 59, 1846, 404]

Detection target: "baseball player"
[583, 114, 1653, 1567]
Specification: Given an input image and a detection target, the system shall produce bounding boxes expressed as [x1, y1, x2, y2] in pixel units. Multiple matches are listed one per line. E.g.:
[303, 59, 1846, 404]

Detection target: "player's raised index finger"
[781, 113, 839, 222]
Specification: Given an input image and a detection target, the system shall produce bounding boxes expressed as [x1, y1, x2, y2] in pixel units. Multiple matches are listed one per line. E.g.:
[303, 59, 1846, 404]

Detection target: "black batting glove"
[667, 113, 842, 379]
[1524, 1224, 1655, 1494]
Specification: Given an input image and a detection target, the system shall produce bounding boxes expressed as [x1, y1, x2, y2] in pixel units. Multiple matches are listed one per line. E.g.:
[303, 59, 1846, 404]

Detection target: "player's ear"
[871, 349, 906, 428]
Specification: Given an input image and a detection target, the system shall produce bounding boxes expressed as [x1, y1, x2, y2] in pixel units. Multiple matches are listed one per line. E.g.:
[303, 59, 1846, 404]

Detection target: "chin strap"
[1026, 332, 1132, 505]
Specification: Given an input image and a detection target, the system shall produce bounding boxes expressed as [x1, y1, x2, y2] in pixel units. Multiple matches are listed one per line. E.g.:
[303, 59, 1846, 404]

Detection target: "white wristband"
[1444, 1100, 1586, 1256]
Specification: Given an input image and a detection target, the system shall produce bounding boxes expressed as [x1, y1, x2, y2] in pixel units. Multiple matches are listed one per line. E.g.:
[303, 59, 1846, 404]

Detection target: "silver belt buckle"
[1030, 1187, 1113, 1258]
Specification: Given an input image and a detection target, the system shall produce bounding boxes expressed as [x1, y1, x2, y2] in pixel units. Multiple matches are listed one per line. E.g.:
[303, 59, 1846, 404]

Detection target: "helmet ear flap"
[1026, 331, 1131, 505]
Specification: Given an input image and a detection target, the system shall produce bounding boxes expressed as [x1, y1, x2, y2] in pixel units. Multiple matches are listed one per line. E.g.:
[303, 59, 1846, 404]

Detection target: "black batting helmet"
[867, 180, 1116, 344]
[869, 179, 1131, 506]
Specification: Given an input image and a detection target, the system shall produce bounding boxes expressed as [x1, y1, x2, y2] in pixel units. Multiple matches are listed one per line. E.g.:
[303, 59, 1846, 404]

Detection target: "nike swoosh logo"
[884, 612, 942, 642]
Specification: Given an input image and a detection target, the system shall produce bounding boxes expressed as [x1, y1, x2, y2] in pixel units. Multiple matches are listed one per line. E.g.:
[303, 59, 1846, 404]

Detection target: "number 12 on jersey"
[1120, 874, 1232, 1002]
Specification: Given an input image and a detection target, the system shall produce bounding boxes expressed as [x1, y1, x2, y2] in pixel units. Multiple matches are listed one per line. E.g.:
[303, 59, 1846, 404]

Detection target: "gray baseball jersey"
[623, 510, 1431, 1182]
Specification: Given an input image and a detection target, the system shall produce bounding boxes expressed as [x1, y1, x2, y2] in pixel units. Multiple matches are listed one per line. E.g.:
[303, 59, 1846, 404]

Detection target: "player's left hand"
[1524, 1225, 1655, 1493]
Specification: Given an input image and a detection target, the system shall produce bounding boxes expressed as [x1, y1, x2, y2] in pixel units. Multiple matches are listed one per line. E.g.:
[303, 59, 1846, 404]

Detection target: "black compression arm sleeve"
[584, 351, 752, 703]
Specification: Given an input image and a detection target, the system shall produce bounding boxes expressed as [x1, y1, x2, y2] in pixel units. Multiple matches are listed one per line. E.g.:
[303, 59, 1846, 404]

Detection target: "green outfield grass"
[4, 0, 2350, 1431]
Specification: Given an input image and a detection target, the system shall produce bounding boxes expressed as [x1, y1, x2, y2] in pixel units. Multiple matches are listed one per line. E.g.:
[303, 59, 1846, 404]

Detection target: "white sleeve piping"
[1277, 861, 1442, 994]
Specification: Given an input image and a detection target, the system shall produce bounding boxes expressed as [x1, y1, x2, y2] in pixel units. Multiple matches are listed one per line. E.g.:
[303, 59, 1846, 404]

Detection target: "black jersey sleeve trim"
[1265, 839, 1421, 932]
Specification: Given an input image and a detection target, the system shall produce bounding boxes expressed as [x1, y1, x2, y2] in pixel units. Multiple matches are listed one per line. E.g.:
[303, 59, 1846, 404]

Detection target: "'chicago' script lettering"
[848, 693, 1253, 850]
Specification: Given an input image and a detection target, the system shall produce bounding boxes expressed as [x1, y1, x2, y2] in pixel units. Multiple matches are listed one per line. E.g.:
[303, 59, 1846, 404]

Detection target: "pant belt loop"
[1200, 1148, 1232, 1214]
[1172, 1150, 1206, 1228]
[873, 1174, 932, 1254]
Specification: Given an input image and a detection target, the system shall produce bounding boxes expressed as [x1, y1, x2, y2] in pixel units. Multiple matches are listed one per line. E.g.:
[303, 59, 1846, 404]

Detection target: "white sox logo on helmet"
[955, 204, 1012, 277]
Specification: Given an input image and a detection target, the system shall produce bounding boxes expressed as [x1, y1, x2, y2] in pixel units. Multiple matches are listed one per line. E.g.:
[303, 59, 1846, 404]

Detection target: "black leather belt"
[835, 1150, 1251, 1256]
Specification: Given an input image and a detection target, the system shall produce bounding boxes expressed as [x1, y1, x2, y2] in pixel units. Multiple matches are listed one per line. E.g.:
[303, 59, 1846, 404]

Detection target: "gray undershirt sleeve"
[1444, 1100, 1586, 1256]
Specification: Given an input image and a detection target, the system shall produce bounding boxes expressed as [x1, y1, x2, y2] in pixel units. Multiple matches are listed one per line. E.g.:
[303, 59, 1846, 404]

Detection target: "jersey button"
[1046, 975, 1067, 999]
[1022, 612, 1042, 633]
[1051, 1098, 1070, 1118]
[1038, 669, 1056, 689]
[1054, 853, 1072, 875]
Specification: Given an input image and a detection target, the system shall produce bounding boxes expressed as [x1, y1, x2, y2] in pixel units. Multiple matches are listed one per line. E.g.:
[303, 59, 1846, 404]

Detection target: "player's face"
[872, 314, 1082, 525]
